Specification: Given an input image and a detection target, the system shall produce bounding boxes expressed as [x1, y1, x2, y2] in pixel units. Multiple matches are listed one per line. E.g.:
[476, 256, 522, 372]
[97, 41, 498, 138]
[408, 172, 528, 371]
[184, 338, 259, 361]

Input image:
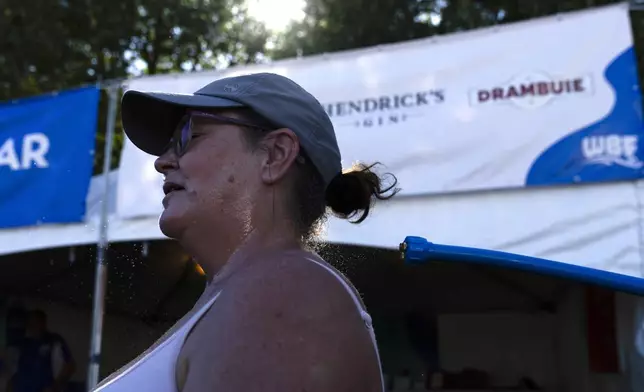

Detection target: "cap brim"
[121, 90, 245, 156]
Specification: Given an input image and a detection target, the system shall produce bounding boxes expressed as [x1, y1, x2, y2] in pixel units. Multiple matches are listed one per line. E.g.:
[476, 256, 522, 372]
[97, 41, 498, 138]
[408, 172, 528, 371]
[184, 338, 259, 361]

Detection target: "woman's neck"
[188, 226, 302, 283]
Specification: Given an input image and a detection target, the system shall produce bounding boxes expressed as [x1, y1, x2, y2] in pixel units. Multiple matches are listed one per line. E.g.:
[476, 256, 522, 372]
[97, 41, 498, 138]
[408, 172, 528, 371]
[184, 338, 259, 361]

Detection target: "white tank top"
[92, 257, 384, 392]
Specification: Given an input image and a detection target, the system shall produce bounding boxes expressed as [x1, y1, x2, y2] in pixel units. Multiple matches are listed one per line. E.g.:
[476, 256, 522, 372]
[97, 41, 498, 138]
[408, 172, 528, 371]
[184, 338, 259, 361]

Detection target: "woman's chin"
[158, 210, 186, 240]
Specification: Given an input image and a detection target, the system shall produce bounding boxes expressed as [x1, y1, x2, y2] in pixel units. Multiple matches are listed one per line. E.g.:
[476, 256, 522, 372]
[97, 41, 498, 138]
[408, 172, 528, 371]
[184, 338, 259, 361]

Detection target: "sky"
[246, 0, 307, 32]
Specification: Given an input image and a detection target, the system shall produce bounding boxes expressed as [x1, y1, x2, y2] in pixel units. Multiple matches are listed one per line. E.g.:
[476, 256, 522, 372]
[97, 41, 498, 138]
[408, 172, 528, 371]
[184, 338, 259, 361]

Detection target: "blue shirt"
[13, 332, 72, 392]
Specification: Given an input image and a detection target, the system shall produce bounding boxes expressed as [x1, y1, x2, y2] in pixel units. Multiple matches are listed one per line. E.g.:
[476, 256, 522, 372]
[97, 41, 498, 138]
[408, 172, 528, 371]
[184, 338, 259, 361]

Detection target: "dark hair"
[234, 109, 400, 240]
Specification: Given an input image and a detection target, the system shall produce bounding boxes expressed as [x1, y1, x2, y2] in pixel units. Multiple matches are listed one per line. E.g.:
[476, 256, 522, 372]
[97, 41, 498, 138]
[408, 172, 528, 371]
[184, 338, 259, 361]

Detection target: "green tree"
[126, 0, 269, 74]
[271, 0, 629, 59]
[0, 0, 270, 173]
[271, 0, 440, 59]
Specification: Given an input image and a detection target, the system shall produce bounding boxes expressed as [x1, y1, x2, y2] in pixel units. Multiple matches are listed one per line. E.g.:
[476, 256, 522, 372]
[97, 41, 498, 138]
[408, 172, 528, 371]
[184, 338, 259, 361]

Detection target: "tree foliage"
[270, 0, 439, 59]
[272, 0, 627, 60]
[0, 0, 269, 173]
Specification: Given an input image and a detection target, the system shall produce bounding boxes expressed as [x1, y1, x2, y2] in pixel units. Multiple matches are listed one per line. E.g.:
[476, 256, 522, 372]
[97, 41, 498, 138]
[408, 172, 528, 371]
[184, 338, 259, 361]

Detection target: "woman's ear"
[259, 128, 300, 185]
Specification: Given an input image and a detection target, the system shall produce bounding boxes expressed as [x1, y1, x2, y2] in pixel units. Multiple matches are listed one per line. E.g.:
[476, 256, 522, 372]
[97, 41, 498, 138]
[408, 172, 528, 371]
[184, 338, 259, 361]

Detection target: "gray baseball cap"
[121, 72, 342, 185]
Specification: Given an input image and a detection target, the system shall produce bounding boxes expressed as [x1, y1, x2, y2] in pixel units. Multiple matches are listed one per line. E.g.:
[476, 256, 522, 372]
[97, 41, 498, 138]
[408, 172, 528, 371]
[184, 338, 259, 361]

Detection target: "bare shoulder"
[234, 251, 361, 311]
[180, 250, 381, 392]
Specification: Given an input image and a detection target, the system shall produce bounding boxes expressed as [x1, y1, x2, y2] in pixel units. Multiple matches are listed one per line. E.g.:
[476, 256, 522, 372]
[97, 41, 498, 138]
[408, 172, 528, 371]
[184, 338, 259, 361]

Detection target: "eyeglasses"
[167, 111, 267, 157]
[166, 110, 306, 164]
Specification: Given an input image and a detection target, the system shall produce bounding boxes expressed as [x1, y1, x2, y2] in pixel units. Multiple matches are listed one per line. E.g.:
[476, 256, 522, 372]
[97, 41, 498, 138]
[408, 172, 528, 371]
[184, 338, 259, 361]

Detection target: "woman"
[96, 73, 398, 391]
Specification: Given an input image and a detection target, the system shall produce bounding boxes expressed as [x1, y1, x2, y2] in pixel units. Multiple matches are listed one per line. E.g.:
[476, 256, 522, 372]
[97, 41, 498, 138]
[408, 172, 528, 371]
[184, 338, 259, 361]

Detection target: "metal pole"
[87, 84, 119, 391]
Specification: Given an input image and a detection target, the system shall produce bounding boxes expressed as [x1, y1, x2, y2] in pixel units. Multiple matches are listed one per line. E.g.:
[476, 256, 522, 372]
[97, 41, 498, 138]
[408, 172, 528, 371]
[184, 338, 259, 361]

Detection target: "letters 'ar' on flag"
[0, 86, 101, 229]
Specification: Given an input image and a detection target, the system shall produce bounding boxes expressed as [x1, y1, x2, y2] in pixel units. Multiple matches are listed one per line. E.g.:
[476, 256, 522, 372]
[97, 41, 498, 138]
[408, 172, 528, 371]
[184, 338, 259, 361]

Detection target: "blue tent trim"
[401, 236, 644, 297]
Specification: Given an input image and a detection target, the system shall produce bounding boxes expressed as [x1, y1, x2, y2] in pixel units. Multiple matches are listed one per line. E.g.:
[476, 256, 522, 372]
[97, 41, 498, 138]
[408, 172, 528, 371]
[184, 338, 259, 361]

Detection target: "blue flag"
[0, 87, 100, 229]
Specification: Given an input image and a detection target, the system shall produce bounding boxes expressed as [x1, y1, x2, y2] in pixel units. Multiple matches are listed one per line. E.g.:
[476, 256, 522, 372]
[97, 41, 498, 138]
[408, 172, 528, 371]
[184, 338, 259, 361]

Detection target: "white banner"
[117, 3, 643, 219]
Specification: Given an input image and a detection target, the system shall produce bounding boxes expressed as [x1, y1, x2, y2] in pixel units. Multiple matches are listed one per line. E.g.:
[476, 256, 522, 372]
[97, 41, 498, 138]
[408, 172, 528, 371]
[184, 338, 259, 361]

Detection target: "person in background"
[2, 304, 27, 392]
[4, 305, 27, 349]
[12, 310, 75, 392]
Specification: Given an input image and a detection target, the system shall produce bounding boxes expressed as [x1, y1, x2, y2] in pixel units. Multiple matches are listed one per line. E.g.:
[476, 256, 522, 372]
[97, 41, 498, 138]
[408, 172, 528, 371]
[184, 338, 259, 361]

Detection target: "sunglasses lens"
[171, 116, 191, 156]
[180, 119, 191, 154]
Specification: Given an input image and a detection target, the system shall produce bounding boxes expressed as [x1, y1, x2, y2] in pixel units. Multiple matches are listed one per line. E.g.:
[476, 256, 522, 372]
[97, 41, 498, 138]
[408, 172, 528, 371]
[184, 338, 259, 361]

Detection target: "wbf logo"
[581, 134, 643, 169]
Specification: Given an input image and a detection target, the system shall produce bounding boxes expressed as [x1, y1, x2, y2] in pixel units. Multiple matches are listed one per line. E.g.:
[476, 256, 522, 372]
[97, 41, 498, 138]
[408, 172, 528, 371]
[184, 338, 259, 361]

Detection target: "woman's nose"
[154, 150, 179, 174]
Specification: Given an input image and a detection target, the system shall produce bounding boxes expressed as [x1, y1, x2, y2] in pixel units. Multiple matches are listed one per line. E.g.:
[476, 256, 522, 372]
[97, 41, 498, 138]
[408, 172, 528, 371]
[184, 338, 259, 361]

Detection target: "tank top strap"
[192, 291, 222, 322]
[303, 257, 373, 328]
[303, 255, 384, 392]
